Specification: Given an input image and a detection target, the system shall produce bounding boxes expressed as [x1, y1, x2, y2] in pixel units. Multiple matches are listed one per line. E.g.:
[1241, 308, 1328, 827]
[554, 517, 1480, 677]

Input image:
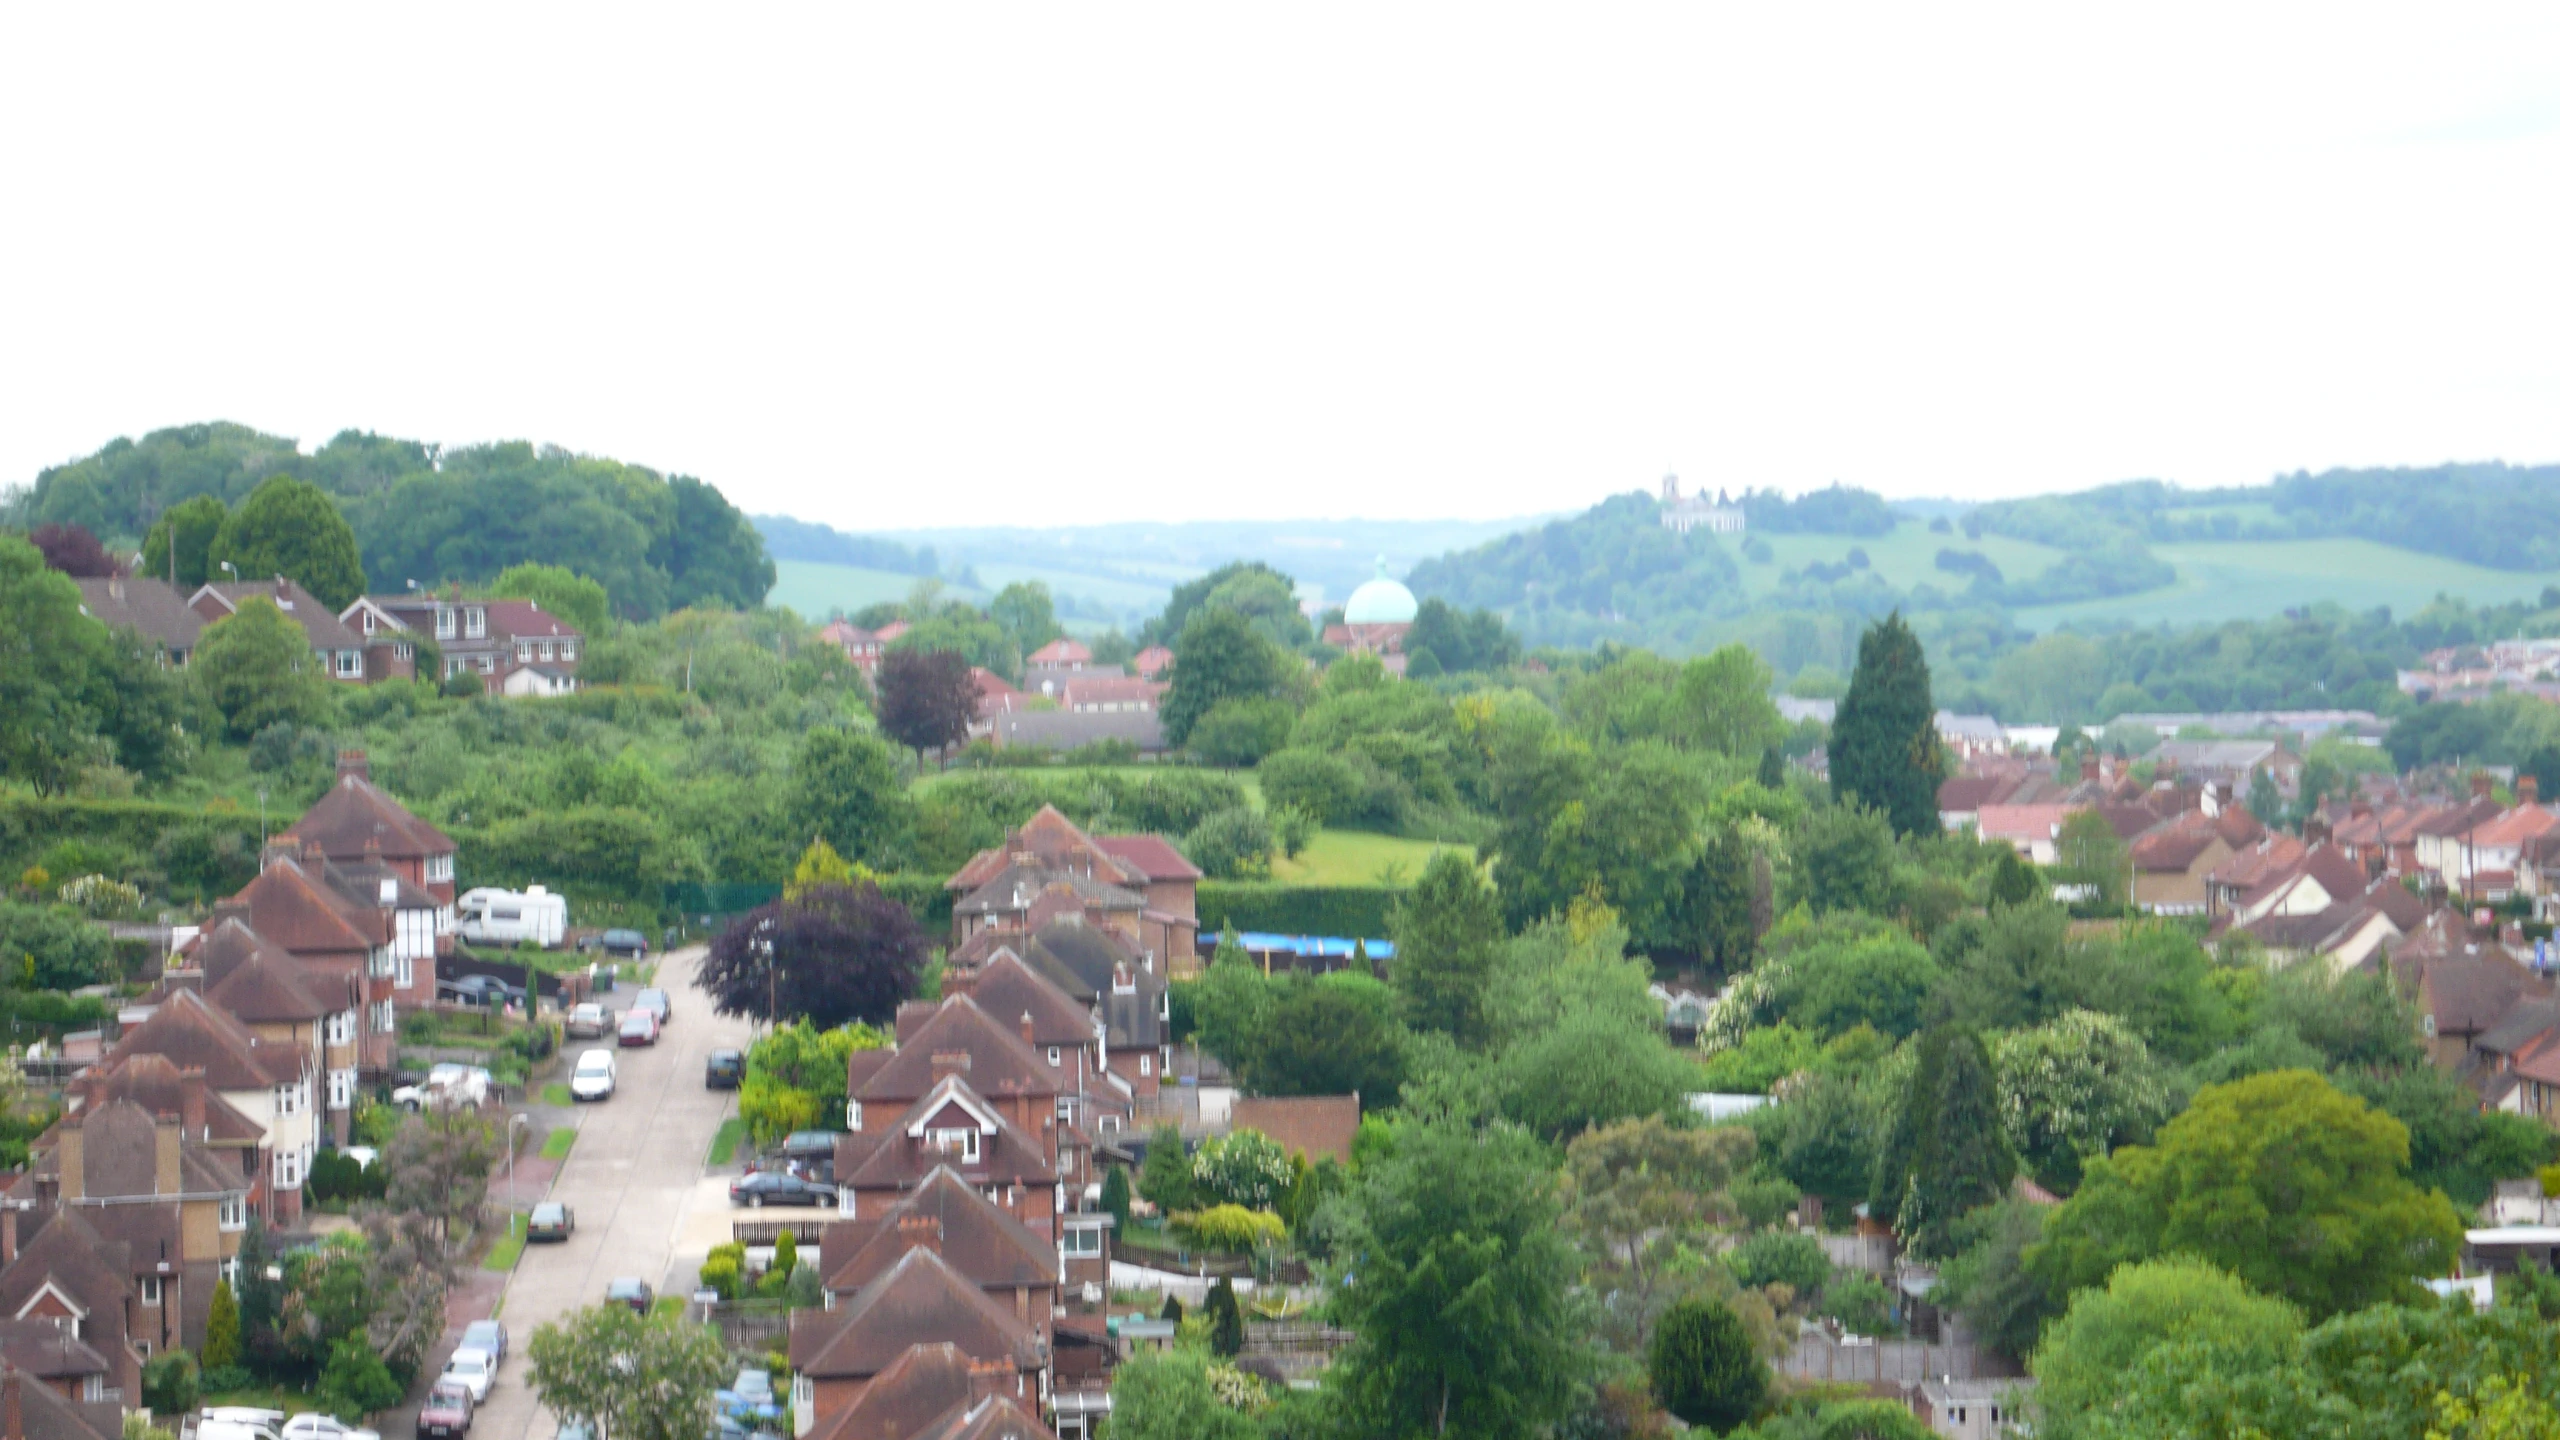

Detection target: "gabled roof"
[963, 954, 1096, 1051]
[1026, 639, 1091, 666]
[788, 1247, 1041, 1381]
[953, 869, 1141, 920]
[190, 579, 364, 650]
[2474, 999, 2560, 1057]
[814, 1342, 973, 1440]
[72, 577, 202, 651]
[0, 1318, 111, 1379]
[821, 1168, 1060, 1295]
[205, 942, 337, 1024]
[2129, 815, 2223, 873]
[1935, 773, 2022, 815]
[913, 1397, 1055, 1440]
[2399, 950, 2545, 1040]
[857, 995, 1065, 1106]
[233, 855, 385, 955]
[110, 989, 303, 1090]
[1132, 645, 1173, 678]
[11, 1363, 121, 1440]
[1092, 835, 1201, 883]
[839, 1082, 1058, 1194]
[279, 755, 454, 862]
[946, 807, 1139, 893]
[2474, 805, 2560, 850]
[1975, 804, 2075, 842]
[2417, 796, 2507, 839]
[73, 1055, 263, 1147]
[0, 1210, 133, 1342]
[1013, 920, 1143, 1003]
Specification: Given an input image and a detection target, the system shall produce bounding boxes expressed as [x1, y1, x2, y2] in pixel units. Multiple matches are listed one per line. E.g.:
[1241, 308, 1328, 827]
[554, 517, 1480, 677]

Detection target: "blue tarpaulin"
[1208, 931, 1395, 960]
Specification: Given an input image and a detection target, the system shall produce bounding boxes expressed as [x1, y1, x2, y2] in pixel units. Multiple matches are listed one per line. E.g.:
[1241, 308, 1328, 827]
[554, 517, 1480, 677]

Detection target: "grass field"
[1271, 830, 1468, 886]
[767, 559, 984, 620]
[481, 1213, 527, 1272]
[540, 1083, 574, 1107]
[1722, 519, 2068, 600]
[2014, 538, 2560, 632]
[708, 1117, 745, 1167]
[541, 1127, 577, 1160]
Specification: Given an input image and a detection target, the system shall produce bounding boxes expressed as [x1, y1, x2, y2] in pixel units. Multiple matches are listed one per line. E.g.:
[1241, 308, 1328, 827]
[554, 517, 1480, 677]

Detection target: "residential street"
[468, 945, 757, 1440]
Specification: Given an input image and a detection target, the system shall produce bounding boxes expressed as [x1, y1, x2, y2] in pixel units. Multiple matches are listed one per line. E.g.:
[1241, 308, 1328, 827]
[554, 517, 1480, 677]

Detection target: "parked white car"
[200, 1411, 284, 1440]
[441, 1347, 497, 1402]
[393, 1063, 493, 1112]
[284, 1413, 381, 1440]
[570, 1048, 617, 1101]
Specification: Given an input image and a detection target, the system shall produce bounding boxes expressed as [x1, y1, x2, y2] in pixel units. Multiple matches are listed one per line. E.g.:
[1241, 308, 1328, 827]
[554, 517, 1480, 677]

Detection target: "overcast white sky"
[5, 6, 2559, 531]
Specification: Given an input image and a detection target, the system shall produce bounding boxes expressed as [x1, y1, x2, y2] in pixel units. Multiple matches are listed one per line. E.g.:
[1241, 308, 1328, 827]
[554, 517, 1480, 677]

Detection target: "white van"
[455, 886, 568, 948]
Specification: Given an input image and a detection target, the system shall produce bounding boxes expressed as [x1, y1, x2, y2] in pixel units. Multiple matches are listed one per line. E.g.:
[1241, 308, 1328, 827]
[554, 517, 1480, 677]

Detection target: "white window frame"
[846, 1100, 862, 1132]
[276, 1150, 301, 1189]
[220, 1256, 241, 1286]
[1138, 1055, 1152, 1077]
[219, 1197, 246, 1232]
[1061, 1226, 1103, 1259]
[436, 608, 456, 639]
[929, 1128, 981, 1163]
[336, 650, 361, 678]
[1047, 1046, 1061, 1067]
[139, 1276, 162, 1306]
[329, 1069, 355, 1111]
[397, 954, 414, 989]
[562, 643, 577, 661]
[466, 607, 486, 638]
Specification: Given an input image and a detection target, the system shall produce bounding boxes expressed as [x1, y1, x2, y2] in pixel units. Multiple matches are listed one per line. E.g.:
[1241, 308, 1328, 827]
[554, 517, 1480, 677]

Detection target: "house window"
[427, 855, 453, 882]
[360, 611, 375, 634]
[82, 1375, 107, 1401]
[335, 650, 361, 677]
[373, 1000, 396, 1033]
[1138, 1055, 1152, 1077]
[139, 1277, 162, 1306]
[1047, 1047, 1061, 1067]
[327, 1011, 354, 1045]
[277, 1151, 302, 1189]
[397, 955, 414, 989]
[540, 641, 556, 660]
[928, 1128, 981, 1163]
[466, 607, 486, 638]
[562, 643, 577, 661]
[1062, 1227, 1103, 1259]
[1099, 1115, 1123, 1135]
[219, 1197, 246, 1232]
[395, 642, 411, 662]
[436, 608, 456, 639]
[220, 1256, 240, 1287]
[516, 644, 531, 662]
[477, 656, 494, 674]
[329, 1069, 354, 1110]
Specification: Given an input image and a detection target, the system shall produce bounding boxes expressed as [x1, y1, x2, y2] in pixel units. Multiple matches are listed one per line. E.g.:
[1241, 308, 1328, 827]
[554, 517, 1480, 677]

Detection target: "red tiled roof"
[813, 1342, 972, 1440]
[788, 1248, 1041, 1381]
[1092, 834, 1202, 883]
[820, 1168, 1059, 1294]
[1132, 646, 1173, 678]
[1229, 1096, 1361, 1165]
[279, 756, 455, 862]
[2129, 815, 2221, 872]
[962, 954, 1097, 1051]
[1026, 639, 1091, 666]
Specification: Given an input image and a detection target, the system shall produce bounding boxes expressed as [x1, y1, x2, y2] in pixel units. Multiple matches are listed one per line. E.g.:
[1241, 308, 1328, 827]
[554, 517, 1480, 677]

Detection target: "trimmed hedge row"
[1195, 882, 1400, 939]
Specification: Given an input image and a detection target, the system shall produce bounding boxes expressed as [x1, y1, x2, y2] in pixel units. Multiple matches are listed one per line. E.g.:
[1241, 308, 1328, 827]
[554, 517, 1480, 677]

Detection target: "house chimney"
[108, 576, 124, 603]
[57, 1123, 82, 1203]
[4, 1361, 22, 1440]
[1019, 1012, 1036, 1049]
[964, 1356, 1011, 1405]
[212, 899, 248, 928]
[2305, 817, 2332, 846]
[155, 1112, 182, 1196]
[180, 1070, 207, 1137]
[2475, 771, 2495, 799]
[896, 1212, 941, 1255]
[2522, 776, 2541, 807]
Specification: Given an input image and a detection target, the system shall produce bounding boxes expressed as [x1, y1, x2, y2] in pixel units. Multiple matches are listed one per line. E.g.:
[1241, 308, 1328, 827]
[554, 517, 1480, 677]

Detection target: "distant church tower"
[1658, 473, 1743, 535]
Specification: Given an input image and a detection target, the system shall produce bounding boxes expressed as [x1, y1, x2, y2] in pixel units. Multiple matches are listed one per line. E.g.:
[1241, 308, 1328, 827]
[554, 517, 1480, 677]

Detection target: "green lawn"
[1271, 830, 1467, 887]
[2013, 538, 2560, 632]
[482, 1213, 527, 1272]
[708, 1117, 746, 1167]
[650, 1295, 687, 1320]
[541, 1083, 574, 1107]
[541, 1127, 577, 1160]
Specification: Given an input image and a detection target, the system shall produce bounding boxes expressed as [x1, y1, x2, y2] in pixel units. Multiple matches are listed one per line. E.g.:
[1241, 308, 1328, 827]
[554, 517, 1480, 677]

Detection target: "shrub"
[1176, 1205, 1288, 1253]
[700, 1242, 746, 1301]
[1649, 1295, 1767, 1431]
[142, 1351, 199, 1416]
[1728, 1231, 1831, 1295]
[1192, 1130, 1293, 1209]
[1258, 749, 1362, 824]
[201, 1366, 255, 1395]
[1269, 805, 1316, 860]
[1189, 698, 1298, 767]
[1206, 1277, 1245, 1357]
[1820, 1273, 1896, 1336]
[1732, 1172, 1802, 1231]
[1183, 808, 1275, 881]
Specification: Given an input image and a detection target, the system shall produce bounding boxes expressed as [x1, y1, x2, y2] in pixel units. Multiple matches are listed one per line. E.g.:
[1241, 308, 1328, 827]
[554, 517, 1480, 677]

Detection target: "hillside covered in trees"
[1, 422, 774, 618]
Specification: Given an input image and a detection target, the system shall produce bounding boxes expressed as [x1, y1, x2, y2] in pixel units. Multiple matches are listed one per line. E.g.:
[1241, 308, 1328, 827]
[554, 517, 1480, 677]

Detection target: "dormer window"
[928, 1127, 981, 1163]
[1047, 1047, 1061, 1067]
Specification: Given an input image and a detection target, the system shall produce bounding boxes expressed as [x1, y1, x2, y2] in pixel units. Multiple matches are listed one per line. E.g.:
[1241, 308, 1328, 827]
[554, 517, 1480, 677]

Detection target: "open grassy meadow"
[2014, 538, 2560, 632]
[1270, 829, 1467, 886]
[1719, 519, 2069, 600]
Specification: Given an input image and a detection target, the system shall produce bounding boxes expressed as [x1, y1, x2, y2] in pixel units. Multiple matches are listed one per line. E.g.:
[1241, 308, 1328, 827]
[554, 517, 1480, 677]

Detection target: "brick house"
[786, 1247, 1045, 1428]
[104, 991, 316, 1224]
[816, 621, 889, 679]
[281, 750, 460, 909]
[224, 846, 403, 1081]
[355, 591, 583, 695]
[2128, 814, 2234, 916]
[188, 578, 371, 684]
[945, 808, 1199, 971]
[0, 1208, 149, 1405]
[19, 1098, 250, 1355]
[803, 1343, 1059, 1440]
[817, 1167, 1062, 1343]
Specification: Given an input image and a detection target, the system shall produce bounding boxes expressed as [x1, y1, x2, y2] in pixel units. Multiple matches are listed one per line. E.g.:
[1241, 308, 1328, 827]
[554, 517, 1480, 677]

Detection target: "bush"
[1649, 1295, 1767, 1431]
[1176, 1205, 1288, 1253]
[700, 1242, 746, 1301]
[201, 1365, 255, 1395]
[1192, 1130, 1293, 1209]
[1820, 1273, 1896, 1336]
[1258, 749, 1362, 824]
[1269, 805, 1316, 860]
[0, 902, 113, 989]
[1732, 1172, 1802, 1231]
[1189, 697, 1298, 767]
[142, 1351, 199, 1416]
[1728, 1231, 1831, 1295]
[1183, 808, 1275, 881]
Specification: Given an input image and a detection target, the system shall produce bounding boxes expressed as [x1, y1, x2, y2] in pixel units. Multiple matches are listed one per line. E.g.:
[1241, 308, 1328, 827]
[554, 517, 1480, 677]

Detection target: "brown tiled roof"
[110, 989, 302, 1090]
[858, 997, 1064, 1107]
[954, 869, 1140, 920]
[2094, 803, 2164, 842]
[2400, 950, 2545, 1040]
[1133, 645, 1173, 677]
[0, 1319, 110, 1380]
[0, 1209, 135, 1366]
[2367, 879, 2430, 931]
[192, 579, 364, 650]
[1935, 774, 2020, 814]
[962, 954, 1096, 1052]
[234, 856, 384, 956]
[788, 1248, 1041, 1381]
[280, 758, 454, 862]
[813, 1342, 973, 1440]
[947, 808, 1138, 892]
[2129, 816, 2220, 872]
[1026, 639, 1091, 666]
[839, 1080, 1058, 1193]
[73, 1055, 263, 1147]
[2210, 835, 2306, 891]
[2417, 797, 2506, 839]
[1056, 677, 1163, 710]
[12, 1367, 119, 1440]
[913, 1397, 1054, 1440]
[73, 577, 202, 652]
[1092, 834, 1201, 883]
[481, 599, 579, 640]
[821, 1168, 1059, 1295]
[205, 945, 335, 1025]
[1229, 1096, 1361, 1165]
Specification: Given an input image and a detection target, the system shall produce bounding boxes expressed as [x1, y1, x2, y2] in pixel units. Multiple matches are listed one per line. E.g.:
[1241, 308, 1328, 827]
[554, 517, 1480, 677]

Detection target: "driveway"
[466, 944, 758, 1440]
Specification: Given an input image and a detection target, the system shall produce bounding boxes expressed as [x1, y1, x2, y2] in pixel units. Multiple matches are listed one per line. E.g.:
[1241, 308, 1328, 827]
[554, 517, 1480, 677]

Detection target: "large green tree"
[1829, 612, 1944, 836]
[1241, 974, 1405, 1103]
[193, 595, 339, 741]
[2031, 1258, 2302, 1439]
[1872, 1026, 2014, 1257]
[1104, 1348, 1265, 1440]
[207, 475, 367, 609]
[2029, 1069, 2465, 1319]
[989, 580, 1062, 656]
[1390, 850, 1505, 1046]
[487, 563, 611, 636]
[526, 1303, 729, 1440]
[0, 536, 187, 790]
[1162, 606, 1296, 747]
[140, 493, 229, 589]
[785, 727, 909, 865]
[1649, 1295, 1767, 1433]
[1326, 1116, 1583, 1439]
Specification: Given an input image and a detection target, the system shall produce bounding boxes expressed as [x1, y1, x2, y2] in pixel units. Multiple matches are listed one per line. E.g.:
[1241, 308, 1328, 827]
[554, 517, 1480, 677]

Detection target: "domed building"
[1323, 558, 1420, 673]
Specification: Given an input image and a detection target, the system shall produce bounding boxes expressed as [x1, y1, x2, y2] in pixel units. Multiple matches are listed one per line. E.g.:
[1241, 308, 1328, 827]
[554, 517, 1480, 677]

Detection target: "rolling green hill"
[2011, 538, 2560, 632]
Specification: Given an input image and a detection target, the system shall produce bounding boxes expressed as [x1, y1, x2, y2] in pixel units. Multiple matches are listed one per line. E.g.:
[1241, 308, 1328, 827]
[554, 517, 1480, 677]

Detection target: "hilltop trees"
[1829, 613, 1944, 836]
[786, 728, 909, 865]
[141, 494, 230, 588]
[207, 475, 367, 609]
[194, 595, 339, 740]
[0, 535, 187, 791]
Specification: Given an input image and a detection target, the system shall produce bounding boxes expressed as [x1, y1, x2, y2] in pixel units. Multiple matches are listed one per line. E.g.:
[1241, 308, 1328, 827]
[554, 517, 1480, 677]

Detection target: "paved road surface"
[469, 945, 755, 1440]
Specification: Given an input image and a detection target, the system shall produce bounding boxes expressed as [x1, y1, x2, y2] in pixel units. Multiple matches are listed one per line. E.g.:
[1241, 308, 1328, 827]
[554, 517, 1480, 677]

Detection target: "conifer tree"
[1872, 1026, 2015, 1258]
[1388, 851, 1504, 1046]
[202, 1282, 241, 1372]
[1830, 613, 1945, 836]
[1757, 745, 1786, 790]
[1206, 1277, 1245, 1357]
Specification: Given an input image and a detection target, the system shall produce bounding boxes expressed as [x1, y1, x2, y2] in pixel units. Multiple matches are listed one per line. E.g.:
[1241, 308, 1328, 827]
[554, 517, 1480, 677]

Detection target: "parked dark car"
[527, 1203, 574, 1242]
[438, 975, 523, 1008]
[705, 1049, 745, 1089]
[605, 1277, 654, 1313]
[778, 1130, 839, 1164]
[633, 988, 673, 1025]
[599, 928, 649, 960]
[419, 1382, 474, 1439]
[617, 1011, 659, 1047]
[729, 1171, 833, 1208]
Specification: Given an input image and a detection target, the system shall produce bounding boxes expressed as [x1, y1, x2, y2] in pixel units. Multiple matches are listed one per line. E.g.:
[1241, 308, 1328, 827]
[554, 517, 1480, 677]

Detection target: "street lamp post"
[507, 1112, 529, 1205]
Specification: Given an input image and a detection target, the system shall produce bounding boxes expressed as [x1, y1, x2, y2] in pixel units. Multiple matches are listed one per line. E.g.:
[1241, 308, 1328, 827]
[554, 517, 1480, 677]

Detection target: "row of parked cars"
[564, 987, 674, 1047]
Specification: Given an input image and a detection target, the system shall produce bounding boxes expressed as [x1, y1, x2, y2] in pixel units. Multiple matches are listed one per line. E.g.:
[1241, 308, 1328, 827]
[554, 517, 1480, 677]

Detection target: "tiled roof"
[1055, 677, 1163, 709]
[2417, 797, 2506, 838]
[2474, 999, 2560, 1057]
[788, 1247, 1041, 1380]
[1975, 804, 2074, 842]
[2473, 805, 2560, 850]
[856, 996, 1064, 1106]
[962, 954, 1096, 1051]
[279, 756, 454, 862]
[192, 579, 364, 650]
[205, 944, 337, 1024]
[912, 1397, 1053, 1440]
[0, 1209, 135, 1364]
[2400, 950, 2545, 1039]
[12, 1364, 120, 1440]
[481, 599, 579, 640]
[1935, 774, 2021, 814]
[812, 1342, 973, 1440]
[953, 870, 1140, 920]
[2129, 815, 2221, 872]
[73, 1054, 263, 1146]
[1092, 835, 1201, 883]
[838, 1080, 1058, 1193]
[0, 1318, 111, 1380]
[73, 577, 203, 651]
[1132, 646, 1173, 678]
[1026, 639, 1091, 666]
[946, 808, 1139, 892]
[993, 710, 1166, 752]
[820, 1168, 1059, 1294]
[1229, 1095, 1361, 1165]
[111, 989, 303, 1090]
[234, 855, 384, 955]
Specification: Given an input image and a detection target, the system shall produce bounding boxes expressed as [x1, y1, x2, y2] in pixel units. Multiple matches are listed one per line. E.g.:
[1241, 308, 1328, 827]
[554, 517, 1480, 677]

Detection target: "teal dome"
[1343, 557, 1418, 625]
